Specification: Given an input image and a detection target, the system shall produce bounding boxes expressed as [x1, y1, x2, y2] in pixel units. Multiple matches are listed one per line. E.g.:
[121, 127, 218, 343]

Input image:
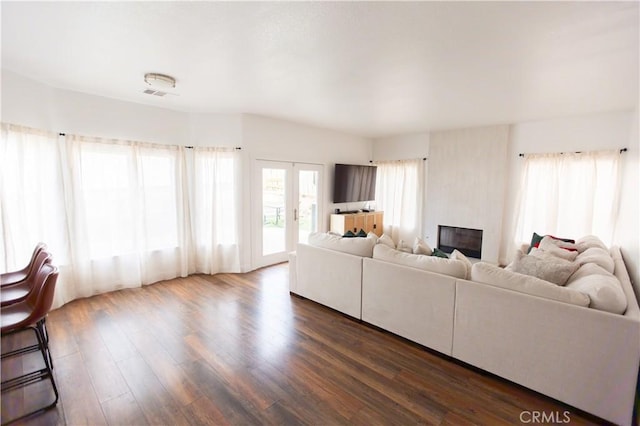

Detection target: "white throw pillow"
[367, 232, 379, 244]
[506, 249, 579, 286]
[565, 273, 627, 314]
[538, 236, 578, 261]
[576, 247, 615, 274]
[372, 244, 467, 279]
[450, 249, 472, 280]
[471, 262, 590, 307]
[377, 234, 396, 249]
[413, 237, 433, 256]
[307, 232, 375, 257]
[397, 240, 413, 253]
[575, 235, 607, 253]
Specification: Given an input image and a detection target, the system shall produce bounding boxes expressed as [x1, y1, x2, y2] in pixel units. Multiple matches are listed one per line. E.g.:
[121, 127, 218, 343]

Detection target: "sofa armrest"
[295, 243, 364, 319]
[362, 258, 456, 355]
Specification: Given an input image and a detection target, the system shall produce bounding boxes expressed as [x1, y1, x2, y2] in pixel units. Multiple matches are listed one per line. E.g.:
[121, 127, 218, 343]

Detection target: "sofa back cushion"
[565, 273, 627, 314]
[471, 262, 590, 307]
[373, 244, 467, 278]
[575, 247, 615, 273]
[308, 232, 375, 257]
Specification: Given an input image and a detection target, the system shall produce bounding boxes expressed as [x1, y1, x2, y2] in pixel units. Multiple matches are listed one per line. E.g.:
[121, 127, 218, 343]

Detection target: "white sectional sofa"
[289, 234, 640, 426]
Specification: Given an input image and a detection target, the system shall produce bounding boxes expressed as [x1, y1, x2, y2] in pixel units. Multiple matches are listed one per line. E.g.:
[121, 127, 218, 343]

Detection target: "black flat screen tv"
[333, 163, 377, 203]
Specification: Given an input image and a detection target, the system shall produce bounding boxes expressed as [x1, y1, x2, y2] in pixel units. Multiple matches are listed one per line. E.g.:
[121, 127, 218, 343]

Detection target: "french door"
[252, 160, 323, 268]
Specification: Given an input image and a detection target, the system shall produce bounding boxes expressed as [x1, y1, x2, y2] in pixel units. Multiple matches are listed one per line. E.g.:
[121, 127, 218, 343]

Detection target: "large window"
[1, 124, 240, 307]
[514, 150, 621, 246]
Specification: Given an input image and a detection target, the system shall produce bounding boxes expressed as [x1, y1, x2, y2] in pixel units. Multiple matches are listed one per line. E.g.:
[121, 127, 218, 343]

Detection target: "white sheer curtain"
[514, 150, 621, 247]
[191, 147, 241, 273]
[1, 123, 241, 307]
[374, 159, 425, 243]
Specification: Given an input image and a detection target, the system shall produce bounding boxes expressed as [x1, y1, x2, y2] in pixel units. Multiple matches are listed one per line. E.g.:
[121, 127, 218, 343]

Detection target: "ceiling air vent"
[143, 89, 167, 97]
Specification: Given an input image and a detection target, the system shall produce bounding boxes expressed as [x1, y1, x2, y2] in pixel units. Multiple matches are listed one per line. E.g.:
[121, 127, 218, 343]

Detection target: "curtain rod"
[369, 157, 427, 163]
[185, 146, 242, 150]
[58, 133, 241, 151]
[518, 148, 627, 157]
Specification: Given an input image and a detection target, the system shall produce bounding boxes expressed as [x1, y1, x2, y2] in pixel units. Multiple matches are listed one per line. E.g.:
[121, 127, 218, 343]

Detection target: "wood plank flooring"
[1, 263, 606, 425]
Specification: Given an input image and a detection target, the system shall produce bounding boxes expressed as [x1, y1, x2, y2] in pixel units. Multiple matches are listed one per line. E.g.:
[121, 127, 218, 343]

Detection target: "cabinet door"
[352, 214, 365, 233]
[366, 212, 383, 236]
[341, 215, 353, 233]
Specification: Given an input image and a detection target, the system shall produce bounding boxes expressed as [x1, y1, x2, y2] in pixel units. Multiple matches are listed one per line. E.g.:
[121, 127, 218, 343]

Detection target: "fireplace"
[438, 225, 483, 259]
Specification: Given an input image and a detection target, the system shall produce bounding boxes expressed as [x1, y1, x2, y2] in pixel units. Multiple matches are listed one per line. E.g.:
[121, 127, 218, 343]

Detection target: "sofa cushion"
[575, 235, 607, 253]
[308, 232, 375, 257]
[471, 262, 590, 307]
[565, 273, 627, 314]
[538, 236, 578, 261]
[576, 247, 615, 274]
[413, 237, 433, 255]
[567, 262, 613, 284]
[450, 249, 472, 280]
[506, 249, 579, 286]
[373, 244, 467, 278]
[377, 234, 396, 249]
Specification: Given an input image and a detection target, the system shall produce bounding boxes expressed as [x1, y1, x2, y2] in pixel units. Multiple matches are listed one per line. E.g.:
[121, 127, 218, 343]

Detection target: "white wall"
[2, 70, 190, 144]
[372, 132, 429, 161]
[426, 126, 509, 264]
[188, 113, 243, 147]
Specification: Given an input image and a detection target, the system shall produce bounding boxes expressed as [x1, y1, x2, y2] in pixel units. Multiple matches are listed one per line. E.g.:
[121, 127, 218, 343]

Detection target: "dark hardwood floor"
[2, 263, 603, 425]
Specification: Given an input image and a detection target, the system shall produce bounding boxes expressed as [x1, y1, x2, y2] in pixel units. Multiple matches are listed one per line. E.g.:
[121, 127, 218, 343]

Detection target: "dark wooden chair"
[0, 243, 48, 287]
[1, 262, 59, 424]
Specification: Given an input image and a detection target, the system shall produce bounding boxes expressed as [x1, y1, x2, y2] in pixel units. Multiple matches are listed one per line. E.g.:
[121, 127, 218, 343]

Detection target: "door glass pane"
[298, 170, 319, 243]
[262, 168, 286, 255]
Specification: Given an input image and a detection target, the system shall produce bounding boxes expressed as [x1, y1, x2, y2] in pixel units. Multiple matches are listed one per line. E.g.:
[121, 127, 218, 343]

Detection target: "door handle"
[294, 208, 298, 221]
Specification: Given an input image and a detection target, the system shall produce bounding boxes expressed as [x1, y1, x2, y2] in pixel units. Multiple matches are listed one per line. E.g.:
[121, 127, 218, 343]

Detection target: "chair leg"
[36, 319, 53, 370]
[1, 326, 59, 424]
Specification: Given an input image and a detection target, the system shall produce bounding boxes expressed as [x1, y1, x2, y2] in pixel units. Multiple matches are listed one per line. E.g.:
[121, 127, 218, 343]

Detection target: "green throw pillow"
[356, 229, 367, 237]
[343, 230, 356, 238]
[431, 248, 449, 258]
[527, 232, 544, 253]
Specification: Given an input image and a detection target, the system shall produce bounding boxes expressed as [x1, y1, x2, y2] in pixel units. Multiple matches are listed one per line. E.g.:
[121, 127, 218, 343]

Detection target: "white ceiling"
[2, 1, 638, 138]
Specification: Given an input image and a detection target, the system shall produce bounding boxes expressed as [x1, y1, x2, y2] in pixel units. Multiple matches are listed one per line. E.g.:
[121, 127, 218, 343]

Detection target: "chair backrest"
[24, 263, 59, 322]
[25, 242, 48, 274]
[23, 249, 52, 284]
